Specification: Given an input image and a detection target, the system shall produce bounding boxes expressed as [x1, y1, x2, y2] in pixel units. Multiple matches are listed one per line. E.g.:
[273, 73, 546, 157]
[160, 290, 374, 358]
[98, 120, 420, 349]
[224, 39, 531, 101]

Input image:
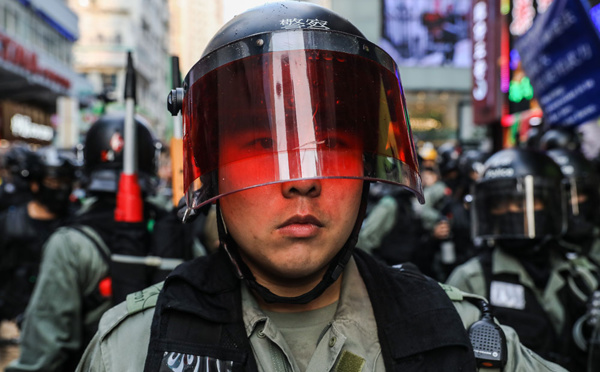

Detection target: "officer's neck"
[252, 276, 342, 313]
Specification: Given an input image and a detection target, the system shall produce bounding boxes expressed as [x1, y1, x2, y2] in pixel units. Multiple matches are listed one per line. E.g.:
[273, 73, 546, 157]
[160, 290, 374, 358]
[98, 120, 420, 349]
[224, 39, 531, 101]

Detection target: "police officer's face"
[490, 197, 544, 215]
[220, 178, 363, 287]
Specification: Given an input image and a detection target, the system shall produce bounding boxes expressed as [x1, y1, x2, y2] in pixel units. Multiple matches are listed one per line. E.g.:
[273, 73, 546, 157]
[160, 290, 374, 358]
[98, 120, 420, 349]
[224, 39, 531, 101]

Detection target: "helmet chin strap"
[216, 182, 370, 305]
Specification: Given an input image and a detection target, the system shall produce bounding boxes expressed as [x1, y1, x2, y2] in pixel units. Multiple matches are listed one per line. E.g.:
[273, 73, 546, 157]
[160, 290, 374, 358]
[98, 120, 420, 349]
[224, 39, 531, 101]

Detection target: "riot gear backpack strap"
[70, 223, 162, 307]
[70, 225, 113, 312]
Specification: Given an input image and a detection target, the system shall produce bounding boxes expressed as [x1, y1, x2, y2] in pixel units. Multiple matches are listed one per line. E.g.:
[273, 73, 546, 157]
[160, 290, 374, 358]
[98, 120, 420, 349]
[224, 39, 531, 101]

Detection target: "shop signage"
[472, 0, 502, 125]
[10, 113, 53, 141]
[1, 101, 54, 144]
[0, 33, 70, 89]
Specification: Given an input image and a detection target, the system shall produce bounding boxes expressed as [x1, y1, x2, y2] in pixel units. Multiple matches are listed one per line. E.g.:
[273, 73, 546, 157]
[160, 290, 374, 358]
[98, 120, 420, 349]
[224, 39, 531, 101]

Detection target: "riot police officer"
[6, 114, 169, 372]
[545, 148, 600, 261]
[0, 146, 79, 324]
[539, 127, 581, 152]
[447, 147, 598, 371]
[78, 2, 565, 371]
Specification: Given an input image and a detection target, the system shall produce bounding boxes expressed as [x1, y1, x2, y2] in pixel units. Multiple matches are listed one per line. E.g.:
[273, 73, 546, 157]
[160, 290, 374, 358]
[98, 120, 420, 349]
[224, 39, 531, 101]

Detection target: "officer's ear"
[30, 181, 40, 193]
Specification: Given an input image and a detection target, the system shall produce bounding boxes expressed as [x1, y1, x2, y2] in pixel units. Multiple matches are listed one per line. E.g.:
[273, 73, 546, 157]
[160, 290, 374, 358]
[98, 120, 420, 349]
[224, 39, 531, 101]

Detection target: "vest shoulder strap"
[438, 283, 465, 301]
[69, 225, 111, 266]
[94, 284, 162, 340]
[126, 282, 163, 315]
[69, 225, 113, 314]
[439, 282, 489, 303]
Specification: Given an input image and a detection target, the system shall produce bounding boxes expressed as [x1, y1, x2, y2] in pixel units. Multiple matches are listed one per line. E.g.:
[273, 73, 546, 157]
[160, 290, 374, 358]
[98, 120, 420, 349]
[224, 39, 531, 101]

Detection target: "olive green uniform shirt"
[77, 257, 565, 372]
[446, 248, 598, 335]
[7, 226, 111, 372]
[413, 180, 447, 230]
[357, 196, 397, 254]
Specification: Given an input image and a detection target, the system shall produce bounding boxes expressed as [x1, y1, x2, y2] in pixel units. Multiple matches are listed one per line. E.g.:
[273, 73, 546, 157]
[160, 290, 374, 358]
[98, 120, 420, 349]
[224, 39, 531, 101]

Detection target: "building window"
[101, 73, 117, 92]
[0, 6, 5, 30]
[4, 6, 19, 34]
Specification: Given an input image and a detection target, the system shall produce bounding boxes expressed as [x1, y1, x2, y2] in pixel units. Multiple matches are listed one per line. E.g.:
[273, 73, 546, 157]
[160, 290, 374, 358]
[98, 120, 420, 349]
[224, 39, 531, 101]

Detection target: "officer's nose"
[281, 179, 321, 198]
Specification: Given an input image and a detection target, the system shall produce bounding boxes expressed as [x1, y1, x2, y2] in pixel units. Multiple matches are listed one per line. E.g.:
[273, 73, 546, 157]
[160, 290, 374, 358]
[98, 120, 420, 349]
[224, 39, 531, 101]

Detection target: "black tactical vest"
[479, 250, 589, 371]
[143, 249, 476, 371]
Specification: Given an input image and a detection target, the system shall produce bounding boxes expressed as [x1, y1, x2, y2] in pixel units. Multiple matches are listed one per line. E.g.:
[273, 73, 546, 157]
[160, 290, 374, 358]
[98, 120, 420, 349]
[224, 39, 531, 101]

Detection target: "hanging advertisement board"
[515, 0, 600, 127]
[381, 0, 472, 67]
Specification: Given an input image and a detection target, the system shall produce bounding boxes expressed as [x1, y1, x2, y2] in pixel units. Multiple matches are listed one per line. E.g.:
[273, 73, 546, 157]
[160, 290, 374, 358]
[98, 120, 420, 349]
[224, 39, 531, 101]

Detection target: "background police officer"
[0, 146, 79, 367]
[447, 147, 598, 371]
[6, 113, 169, 372]
[0, 146, 79, 319]
[545, 148, 600, 262]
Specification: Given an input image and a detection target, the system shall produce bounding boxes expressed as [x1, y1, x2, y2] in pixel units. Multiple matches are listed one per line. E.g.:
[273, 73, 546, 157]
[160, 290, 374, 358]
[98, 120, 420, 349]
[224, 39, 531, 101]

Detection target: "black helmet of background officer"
[3, 144, 35, 192]
[539, 127, 581, 152]
[27, 147, 79, 216]
[546, 148, 600, 252]
[459, 149, 486, 177]
[472, 148, 566, 256]
[437, 142, 461, 178]
[175, 1, 423, 304]
[83, 113, 160, 196]
[436, 142, 463, 196]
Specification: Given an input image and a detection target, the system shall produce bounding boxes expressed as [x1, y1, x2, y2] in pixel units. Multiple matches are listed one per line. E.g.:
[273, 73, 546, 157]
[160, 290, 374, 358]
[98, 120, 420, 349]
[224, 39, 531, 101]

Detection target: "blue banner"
[515, 0, 600, 127]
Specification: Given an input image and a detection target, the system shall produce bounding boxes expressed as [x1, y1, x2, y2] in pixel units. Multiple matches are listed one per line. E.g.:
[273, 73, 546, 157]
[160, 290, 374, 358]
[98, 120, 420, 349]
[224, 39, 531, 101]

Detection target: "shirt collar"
[241, 257, 374, 338]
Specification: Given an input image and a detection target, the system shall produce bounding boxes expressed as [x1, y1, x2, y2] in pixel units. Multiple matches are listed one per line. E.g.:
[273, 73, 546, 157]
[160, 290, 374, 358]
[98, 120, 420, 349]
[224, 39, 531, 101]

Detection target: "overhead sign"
[515, 0, 600, 127]
[472, 0, 502, 125]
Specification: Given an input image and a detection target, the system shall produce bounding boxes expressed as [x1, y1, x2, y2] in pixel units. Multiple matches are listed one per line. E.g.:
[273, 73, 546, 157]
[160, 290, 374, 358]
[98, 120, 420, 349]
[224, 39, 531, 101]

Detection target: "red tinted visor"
[182, 30, 422, 209]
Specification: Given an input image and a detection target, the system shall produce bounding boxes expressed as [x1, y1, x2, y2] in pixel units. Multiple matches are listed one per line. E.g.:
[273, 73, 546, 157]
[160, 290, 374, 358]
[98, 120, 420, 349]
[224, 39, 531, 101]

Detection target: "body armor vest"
[479, 250, 589, 371]
[143, 249, 476, 371]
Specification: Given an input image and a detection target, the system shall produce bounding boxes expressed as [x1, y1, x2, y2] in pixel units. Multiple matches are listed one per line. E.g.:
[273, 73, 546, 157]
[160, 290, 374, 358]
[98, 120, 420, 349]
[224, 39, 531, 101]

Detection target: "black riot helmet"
[4, 144, 36, 181]
[173, 1, 423, 305]
[546, 148, 600, 244]
[175, 0, 423, 212]
[29, 147, 80, 215]
[83, 113, 159, 194]
[437, 142, 462, 177]
[458, 149, 487, 180]
[539, 127, 581, 152]
[472, 148, 566, 247]
[32, 147, 80, 182]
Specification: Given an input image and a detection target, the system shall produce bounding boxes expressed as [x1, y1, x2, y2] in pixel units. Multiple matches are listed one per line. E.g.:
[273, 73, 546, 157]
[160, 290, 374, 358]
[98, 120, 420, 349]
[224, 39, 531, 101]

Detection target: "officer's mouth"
[277, 215, 324, 238]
